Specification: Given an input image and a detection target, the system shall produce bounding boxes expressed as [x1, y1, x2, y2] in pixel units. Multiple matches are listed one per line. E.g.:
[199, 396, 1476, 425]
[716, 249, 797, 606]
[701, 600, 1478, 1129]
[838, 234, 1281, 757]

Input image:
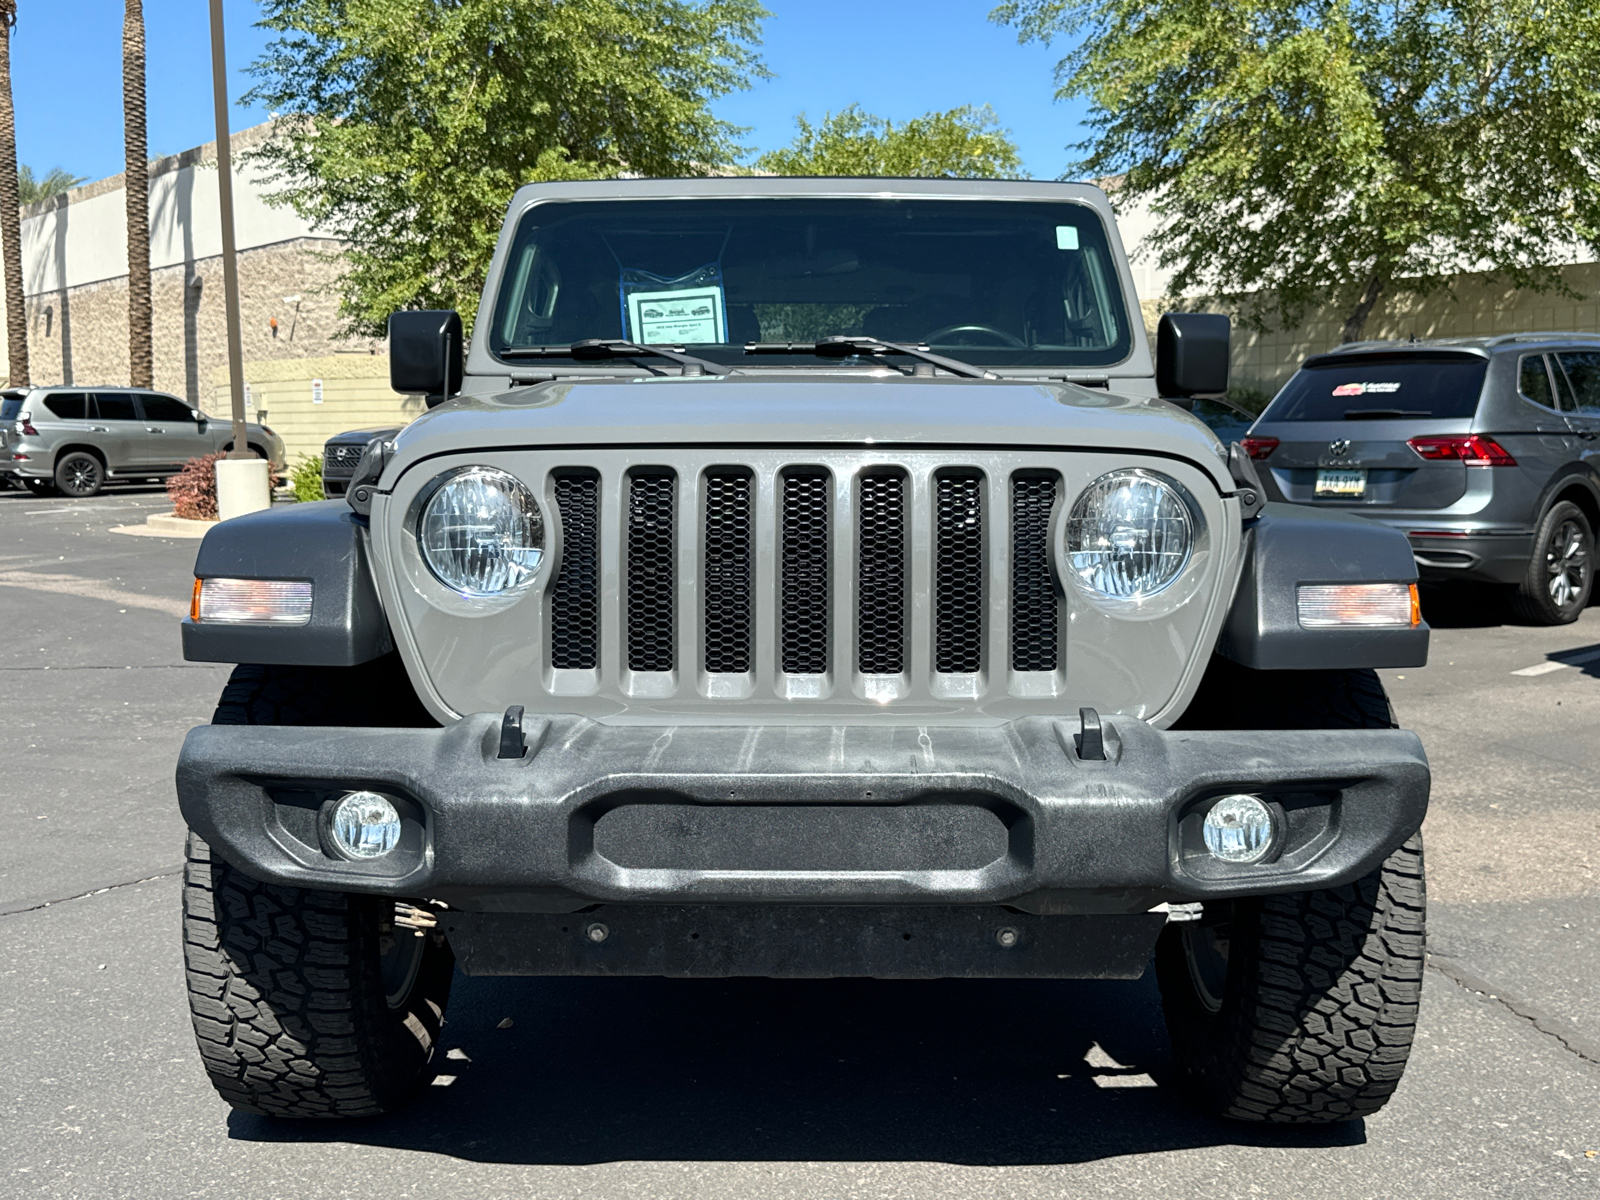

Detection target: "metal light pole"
[207, 0, 269, 516]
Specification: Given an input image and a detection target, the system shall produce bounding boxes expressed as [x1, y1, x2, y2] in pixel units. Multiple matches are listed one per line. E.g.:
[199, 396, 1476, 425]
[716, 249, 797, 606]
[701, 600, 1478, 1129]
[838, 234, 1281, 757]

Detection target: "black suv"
[1245, 334, 1599, 623]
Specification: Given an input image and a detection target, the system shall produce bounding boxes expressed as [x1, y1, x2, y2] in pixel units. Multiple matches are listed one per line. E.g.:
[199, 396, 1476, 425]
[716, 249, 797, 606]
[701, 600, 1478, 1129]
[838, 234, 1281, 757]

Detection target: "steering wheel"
[921, 324, 1028, 348]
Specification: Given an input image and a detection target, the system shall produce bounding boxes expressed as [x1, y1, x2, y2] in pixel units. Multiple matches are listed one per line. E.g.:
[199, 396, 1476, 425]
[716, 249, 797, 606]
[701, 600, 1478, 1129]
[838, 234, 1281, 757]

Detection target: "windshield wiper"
[744, 335, 996, 380]
[500, 338, 731, 376]
[1342, 408, 1432, 419]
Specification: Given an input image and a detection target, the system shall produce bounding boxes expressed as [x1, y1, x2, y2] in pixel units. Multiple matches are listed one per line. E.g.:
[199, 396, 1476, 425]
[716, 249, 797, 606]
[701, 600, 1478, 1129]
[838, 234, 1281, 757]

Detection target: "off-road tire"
[1159, 661, 1425, 1123]
[54, 451, 104, 497]
[1510, 500, 1593, 625]
[183, 657, 449, 1118]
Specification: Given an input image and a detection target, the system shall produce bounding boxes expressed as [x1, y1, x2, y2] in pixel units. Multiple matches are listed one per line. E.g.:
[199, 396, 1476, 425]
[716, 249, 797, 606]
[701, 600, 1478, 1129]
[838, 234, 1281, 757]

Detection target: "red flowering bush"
[167, 452, 221, 521]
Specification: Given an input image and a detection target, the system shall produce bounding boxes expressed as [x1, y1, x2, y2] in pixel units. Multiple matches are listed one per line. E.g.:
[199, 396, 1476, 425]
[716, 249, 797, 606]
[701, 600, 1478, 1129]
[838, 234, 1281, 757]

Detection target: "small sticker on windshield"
[1056, 225, 1080, 251]
[1332, 381, 1401, 396]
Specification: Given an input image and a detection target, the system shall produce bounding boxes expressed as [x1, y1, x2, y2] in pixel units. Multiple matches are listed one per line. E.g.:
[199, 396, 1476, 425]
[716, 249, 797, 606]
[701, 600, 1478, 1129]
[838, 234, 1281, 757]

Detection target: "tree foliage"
[994, 0, 1600, 339]
[755, 104, 1022, 179]
[18, 165, 86, 205]
[247, 0, 768, 337]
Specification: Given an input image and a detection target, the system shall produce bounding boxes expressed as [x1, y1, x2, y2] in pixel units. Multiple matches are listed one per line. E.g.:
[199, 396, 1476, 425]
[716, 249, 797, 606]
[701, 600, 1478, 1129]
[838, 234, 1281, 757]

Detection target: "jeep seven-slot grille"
[626, 472, 676, 672]
[934, 473, 984, 673]
[549, 471, 600, 670]
[549, 462, 1066, 689]
[781, 472, 829, 674]
[857, 473, 907, 674]
[1010, 475, 1059, 672]
[704, 472, 752, 673]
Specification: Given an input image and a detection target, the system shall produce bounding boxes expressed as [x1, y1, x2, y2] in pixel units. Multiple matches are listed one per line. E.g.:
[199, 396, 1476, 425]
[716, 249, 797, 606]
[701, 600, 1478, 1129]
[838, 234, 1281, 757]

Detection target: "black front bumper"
[177, 713, 1430, 917]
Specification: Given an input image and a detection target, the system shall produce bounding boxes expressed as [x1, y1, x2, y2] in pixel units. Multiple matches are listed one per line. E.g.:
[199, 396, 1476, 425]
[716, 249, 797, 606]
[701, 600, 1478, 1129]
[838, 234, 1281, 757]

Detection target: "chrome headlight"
[1064, 469, 1197, 601]
[417, 467, 545, 598]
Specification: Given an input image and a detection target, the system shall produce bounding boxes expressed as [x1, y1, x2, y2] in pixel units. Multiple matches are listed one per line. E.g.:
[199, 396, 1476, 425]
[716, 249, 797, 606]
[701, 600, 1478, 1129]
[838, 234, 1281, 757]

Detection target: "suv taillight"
[17, 412, 37, 436]
[1407, 435, 1516, 466]
[1240, 436, 1279, 460]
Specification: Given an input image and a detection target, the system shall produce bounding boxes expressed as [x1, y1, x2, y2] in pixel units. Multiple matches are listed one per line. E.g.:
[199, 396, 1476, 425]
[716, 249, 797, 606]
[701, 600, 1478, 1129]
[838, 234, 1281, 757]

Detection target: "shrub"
[167, 453, 222, 521]
[290, 454, 325, 502]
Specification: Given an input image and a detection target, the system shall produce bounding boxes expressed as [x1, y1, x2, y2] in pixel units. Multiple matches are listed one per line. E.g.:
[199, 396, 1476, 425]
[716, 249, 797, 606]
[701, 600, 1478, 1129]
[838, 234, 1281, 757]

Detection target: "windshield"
[1261, 354, 1488, 422]
[488, 198, 1133, 368]
[0, 395, 23, 421]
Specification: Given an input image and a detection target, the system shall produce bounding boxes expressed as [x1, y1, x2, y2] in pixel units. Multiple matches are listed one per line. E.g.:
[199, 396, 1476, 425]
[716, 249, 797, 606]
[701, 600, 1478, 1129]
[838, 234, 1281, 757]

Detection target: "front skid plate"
[445, 905, 1166, 980]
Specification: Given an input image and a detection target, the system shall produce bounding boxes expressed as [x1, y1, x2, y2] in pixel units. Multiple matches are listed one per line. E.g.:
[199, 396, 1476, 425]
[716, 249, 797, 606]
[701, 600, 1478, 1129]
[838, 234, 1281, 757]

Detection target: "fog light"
[1202, 795, 1276, 864]
[330, 792, 401, 859]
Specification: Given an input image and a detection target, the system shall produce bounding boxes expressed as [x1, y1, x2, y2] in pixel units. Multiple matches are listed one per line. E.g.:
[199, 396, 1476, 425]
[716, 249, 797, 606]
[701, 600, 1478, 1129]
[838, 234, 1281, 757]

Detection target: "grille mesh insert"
[550, 471, 600, 670]
[704, 472, 752, 673]
[781, 472, 830, 674]
[627, 472, 675, 672]
[1010, 474, 1059, 671]
[935, 473, 984, 673]
[857, 473, 906, 674]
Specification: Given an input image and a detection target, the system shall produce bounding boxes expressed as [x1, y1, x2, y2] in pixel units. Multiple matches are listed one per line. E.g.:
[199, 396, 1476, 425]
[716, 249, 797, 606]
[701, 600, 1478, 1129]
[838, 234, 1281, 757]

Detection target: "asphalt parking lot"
[1, 486, 1597, 1200]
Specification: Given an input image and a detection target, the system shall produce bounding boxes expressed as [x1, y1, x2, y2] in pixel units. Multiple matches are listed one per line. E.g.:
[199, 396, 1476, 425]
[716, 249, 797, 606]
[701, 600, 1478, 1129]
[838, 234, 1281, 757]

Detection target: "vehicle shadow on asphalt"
[226, 970, 1364, 1165]
[1419, 582, 1600, 630]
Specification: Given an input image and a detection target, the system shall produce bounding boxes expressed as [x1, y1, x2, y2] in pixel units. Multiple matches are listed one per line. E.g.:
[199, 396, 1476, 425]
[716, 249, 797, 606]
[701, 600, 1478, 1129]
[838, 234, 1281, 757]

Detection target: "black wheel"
[1511, 500, 1592, 625]
[23, 477, 54, 496]
[183, 656, 449, 1118]
[1159, 660, 1425, 1123]
[54, 451, 104, 497]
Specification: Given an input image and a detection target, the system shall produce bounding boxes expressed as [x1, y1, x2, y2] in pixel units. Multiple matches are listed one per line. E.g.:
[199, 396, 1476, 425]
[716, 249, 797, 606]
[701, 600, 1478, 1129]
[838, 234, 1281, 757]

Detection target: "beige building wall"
[1139, 261, 1600, 406]
[217, 355, 423, 465]
[2, 122, 376, 399]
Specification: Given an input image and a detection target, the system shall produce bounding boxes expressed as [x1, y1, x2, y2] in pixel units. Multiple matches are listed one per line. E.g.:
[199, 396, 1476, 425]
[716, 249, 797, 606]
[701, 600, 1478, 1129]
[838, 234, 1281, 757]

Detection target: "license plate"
[1316, 469, 1366, 497]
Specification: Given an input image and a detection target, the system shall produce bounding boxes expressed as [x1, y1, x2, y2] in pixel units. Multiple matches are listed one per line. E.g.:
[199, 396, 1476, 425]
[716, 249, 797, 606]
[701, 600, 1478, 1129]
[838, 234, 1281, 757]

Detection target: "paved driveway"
[1, 489, 1596, 1199]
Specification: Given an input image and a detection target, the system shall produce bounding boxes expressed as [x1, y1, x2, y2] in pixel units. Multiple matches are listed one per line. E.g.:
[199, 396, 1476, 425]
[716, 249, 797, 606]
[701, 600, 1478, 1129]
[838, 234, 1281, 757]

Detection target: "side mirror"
[389, 310, 464, 407]
[1156, 312, 1231, 398]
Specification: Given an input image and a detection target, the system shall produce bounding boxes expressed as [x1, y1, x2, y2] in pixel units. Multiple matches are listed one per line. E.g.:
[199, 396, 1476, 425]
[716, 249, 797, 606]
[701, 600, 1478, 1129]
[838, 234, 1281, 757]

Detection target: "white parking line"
[1511, 649, 1600, 676]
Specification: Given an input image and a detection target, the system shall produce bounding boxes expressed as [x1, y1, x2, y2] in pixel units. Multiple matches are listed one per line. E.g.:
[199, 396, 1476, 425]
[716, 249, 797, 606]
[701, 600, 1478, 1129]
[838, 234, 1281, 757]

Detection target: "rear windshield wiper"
[499, 338, 731, 376]
[745, 335, 996, 380]
[1342, 408, 1432, 419]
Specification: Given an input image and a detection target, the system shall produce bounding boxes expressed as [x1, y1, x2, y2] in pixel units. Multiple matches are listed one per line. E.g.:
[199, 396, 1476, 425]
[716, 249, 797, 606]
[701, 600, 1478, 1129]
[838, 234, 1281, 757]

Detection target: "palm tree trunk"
[124, 0, 152, 389]
[0, 3, 29, 388]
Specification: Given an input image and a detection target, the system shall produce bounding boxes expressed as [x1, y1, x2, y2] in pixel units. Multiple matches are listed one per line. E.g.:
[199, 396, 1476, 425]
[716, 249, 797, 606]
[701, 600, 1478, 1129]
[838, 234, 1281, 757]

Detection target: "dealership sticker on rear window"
[1331, 381, 1402, 396]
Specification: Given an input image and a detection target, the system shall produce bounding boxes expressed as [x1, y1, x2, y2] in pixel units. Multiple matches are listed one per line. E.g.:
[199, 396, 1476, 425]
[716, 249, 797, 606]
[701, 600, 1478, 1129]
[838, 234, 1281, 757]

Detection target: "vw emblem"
[1328, 439, 1352, 458]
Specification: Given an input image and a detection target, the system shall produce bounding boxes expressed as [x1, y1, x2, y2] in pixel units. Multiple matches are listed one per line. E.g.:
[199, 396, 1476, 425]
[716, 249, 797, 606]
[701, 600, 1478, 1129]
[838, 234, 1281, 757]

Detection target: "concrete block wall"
[1140, 261, 1600, 406]
[211, 355, 424, 465]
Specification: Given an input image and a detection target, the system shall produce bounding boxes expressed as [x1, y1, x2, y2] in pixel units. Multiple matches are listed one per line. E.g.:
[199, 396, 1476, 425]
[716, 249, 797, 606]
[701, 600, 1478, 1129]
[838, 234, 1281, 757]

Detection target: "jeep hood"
[384, 375, 1234, 492]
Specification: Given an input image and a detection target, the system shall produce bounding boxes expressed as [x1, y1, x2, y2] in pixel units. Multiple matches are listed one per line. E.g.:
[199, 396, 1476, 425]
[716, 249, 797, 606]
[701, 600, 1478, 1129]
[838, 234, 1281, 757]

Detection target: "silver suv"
[0, 386, 286, 498]
[1244, 335, 1600, 624]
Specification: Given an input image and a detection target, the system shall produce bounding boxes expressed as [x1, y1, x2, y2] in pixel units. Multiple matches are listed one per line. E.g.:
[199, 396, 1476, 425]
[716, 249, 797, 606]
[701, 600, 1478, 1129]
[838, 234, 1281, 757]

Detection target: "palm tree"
[0, 0, 27, 388]
[124, 0, 151, 389]
[18, 165, 86, 205]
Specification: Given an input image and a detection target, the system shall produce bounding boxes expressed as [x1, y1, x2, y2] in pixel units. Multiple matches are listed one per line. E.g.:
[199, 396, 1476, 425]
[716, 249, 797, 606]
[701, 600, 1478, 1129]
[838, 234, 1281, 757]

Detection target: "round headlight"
[1065, 469, 1195, 600]
[418, 467, 545, 598]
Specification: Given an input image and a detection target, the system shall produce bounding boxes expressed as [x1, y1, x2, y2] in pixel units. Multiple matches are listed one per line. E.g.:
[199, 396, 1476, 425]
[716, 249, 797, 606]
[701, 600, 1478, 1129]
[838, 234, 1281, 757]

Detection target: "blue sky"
[10, 0, 1090, 188]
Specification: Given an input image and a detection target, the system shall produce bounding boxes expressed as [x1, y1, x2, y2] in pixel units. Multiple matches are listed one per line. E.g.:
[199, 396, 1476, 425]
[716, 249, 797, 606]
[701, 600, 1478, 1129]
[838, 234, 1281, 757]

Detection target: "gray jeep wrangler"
[175, 179, 1430, 1124]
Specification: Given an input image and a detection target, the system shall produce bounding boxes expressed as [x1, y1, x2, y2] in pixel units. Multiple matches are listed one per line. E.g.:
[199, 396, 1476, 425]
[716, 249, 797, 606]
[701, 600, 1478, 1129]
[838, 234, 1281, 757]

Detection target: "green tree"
[755, 104, 1022, 178]
[995, 0, 1600, 340]
[246, 0, 768, 337]
[18, 165, 87, 205]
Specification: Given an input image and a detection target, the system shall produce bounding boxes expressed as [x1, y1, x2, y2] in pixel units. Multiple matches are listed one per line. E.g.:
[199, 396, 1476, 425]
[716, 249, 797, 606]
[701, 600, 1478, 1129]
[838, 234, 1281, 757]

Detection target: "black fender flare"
[1217, 502, 1429, 670]
[181, 501, 394, 666]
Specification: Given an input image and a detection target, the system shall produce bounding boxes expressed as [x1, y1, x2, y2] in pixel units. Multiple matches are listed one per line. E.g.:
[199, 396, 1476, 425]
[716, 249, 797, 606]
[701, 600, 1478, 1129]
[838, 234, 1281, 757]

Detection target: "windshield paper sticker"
[1056, 225, 1080, 250]
[626, 287, 725, 345]
[1332, 381, 1401, 396]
